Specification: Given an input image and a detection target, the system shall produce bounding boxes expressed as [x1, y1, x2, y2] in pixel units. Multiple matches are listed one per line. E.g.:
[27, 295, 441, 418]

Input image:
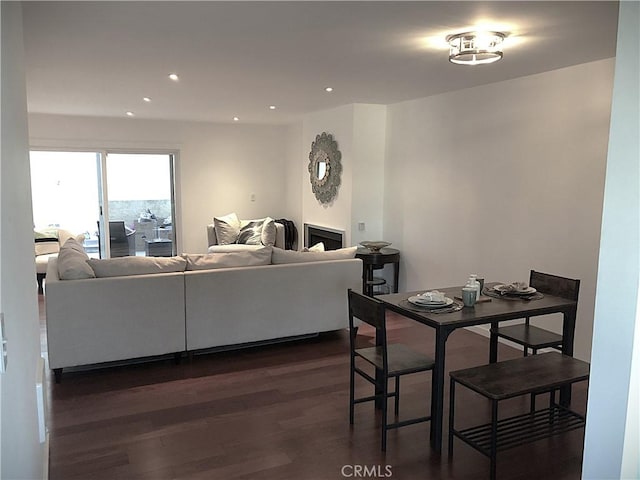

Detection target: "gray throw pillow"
[213, 212, 241, 245]
[87, 256, 187, 277]
[57, 238, 96, 280]
[236, 217, 276, 246]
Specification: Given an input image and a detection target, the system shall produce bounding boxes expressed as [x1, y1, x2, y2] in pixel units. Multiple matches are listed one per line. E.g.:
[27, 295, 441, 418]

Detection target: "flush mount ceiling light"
[446, 31, 506, 65]
[168, 73, 179, 81]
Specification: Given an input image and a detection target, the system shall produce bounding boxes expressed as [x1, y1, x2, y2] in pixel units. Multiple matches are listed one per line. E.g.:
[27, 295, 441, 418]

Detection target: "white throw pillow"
[184, 247, 272, 270]
[87, 256, 187, 277]
[271, 246, 357, 264]
[57, 238, 96, 280]
[213, 212, 241, 245]
[303, 242, 325, 252]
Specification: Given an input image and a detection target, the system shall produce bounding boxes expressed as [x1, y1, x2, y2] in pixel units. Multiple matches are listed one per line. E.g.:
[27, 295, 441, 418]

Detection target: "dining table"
[377, 282, 579, 454]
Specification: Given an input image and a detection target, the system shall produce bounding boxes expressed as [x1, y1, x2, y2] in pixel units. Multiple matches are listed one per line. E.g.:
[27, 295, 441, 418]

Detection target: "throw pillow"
[57, 238, 96, 280]
[213, 212, 241, 245]
[303, 242, 325, 252]
[236, 220, 264, 245]
[87, 256, 187, 278]
[184, 246, 272, 270]
[271, 246, 357, 264]
[236, 217, 276, 246]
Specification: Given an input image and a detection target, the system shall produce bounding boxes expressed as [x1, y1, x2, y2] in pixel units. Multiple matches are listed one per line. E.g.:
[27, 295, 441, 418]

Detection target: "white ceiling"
[22, 1, 619, 125]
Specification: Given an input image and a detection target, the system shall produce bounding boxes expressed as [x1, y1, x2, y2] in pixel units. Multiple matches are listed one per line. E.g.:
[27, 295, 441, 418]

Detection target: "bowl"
[360, 241, 391, 252]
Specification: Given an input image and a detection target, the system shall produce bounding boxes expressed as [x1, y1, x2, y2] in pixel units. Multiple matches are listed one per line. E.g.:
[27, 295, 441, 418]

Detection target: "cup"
[462, 287, 477, 307]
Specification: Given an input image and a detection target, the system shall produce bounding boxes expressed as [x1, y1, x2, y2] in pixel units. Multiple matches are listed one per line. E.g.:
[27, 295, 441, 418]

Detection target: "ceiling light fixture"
[168, 73, 179, 81]
[446, 31, 505, 65]
[143, 97, 152, 102]
[125, 111, 135, 117]
[269, 105, 276, 110]
[324, 87, 333, 92]
[233, 116, 239, 122]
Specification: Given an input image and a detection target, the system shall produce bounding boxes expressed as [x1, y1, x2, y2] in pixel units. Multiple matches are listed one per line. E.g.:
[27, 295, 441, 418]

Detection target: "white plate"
[408, 296, 454, 308]
[493, 284, 537, 295]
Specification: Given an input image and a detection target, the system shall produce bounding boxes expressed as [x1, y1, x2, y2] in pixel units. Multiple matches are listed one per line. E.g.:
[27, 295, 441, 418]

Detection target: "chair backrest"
[109, 221, 127, 242]
[348, 289, 386, 331]
[529, 270, 580, 301]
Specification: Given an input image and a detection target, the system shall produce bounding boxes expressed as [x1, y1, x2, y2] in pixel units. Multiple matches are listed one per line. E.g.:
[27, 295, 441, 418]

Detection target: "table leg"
[392, 261, 399, 293]
[430, 326, 451, 453]
[489, 321, 499, 363]
[560, 307, 577, 406]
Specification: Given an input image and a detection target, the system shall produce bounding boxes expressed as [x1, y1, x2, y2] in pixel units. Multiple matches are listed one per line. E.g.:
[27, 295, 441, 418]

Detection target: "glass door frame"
[29, 147, 180, 258]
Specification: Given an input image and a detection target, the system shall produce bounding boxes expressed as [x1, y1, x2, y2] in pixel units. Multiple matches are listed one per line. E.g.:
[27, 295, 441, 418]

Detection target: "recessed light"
[269, 105, 276, 110]
[233, 117, 240, 122]
[325, 87, 333, 92]
[168, 73, 179, 81]
[143, 97, 152, 102]
[126, 111, 135, 117]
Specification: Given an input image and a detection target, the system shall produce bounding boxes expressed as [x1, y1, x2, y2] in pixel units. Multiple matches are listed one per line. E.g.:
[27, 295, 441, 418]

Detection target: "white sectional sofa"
[45, 250, 361, 381]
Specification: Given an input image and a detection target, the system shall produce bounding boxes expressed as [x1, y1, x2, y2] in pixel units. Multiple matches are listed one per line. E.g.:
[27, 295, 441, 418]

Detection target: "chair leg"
[349, 355, 355, 425]
[394, 376, 400, 416]
[381, 376, 388, 451]
[523, 346, 529, 357]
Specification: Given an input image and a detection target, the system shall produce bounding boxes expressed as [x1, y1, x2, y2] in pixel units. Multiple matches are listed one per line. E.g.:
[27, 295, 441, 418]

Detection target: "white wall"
[351, 104, 386, 246]
[583, 1, 640, 477]
[28, 114, 292, 253]
[283, 122, 304, 248]
[302, 105, 355, 245]
[1, 2, 46, 478]
[301, 104, 386, 247]
[384, 59, 615, 361]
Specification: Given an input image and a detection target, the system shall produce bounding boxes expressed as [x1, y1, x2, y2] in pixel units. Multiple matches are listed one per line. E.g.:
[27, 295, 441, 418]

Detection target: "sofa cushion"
[57, 238, 96, 280]
[184, 247, 272, 270]
[271, 246, 357, 264]
[213, 212, 241, 245]
[236, 217, 276, 246]
[87, 256, 187, 278]
[207, 244, 264, 253]
[35, 241, 60, 256]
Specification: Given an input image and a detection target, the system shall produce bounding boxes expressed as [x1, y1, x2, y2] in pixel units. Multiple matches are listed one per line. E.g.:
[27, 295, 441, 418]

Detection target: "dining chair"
[348, 289, 434, 451]
[492, 271, 580, 357]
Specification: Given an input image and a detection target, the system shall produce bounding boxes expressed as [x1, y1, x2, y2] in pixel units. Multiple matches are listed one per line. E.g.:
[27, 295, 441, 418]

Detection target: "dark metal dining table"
[377, 283, 579, 454]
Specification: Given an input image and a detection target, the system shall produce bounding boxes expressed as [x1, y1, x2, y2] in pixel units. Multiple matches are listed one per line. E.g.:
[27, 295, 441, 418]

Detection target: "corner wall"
[1, 2, 46, 478]
[384, 58, 615, 361]
[301, 104, 386, 247]
[583, 1, 639, 477]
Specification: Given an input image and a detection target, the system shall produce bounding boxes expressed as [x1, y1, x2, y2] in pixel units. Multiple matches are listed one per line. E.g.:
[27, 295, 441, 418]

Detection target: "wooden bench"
[448, 352, 589, 480]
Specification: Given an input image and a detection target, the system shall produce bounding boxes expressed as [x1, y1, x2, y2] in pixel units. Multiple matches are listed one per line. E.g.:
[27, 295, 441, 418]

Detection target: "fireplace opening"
[304, 224, 344, 251]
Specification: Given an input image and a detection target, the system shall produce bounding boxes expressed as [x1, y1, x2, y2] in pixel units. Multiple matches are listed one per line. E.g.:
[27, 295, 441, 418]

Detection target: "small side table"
[145, 238, 173, 257]
[355, 247, 400, 297]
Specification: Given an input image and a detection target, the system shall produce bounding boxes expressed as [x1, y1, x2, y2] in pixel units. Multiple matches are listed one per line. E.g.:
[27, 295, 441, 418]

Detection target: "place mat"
[399, 298, 463, 314]
[482, 287, 544, 301]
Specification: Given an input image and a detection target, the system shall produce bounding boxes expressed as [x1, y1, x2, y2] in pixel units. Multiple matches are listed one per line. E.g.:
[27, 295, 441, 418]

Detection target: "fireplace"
[304, 224, 344, 251]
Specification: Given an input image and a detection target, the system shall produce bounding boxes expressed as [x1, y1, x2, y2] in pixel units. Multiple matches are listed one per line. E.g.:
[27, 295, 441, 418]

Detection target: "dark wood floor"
[39, 295, 587, 480]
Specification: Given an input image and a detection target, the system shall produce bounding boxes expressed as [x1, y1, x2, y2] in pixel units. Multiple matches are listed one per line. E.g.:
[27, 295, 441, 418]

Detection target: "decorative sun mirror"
[308, 132, 342, 204]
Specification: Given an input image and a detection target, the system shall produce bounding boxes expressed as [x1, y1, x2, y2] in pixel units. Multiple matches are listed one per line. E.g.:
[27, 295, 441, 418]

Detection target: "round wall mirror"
[308, 132, 342, 204]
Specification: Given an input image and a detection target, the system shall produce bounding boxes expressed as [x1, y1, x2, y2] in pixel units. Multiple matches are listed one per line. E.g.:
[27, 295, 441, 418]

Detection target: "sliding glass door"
[30, 150, 176, 258]
[30, 151, 102, 256]
[104, 153, 175, 257]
